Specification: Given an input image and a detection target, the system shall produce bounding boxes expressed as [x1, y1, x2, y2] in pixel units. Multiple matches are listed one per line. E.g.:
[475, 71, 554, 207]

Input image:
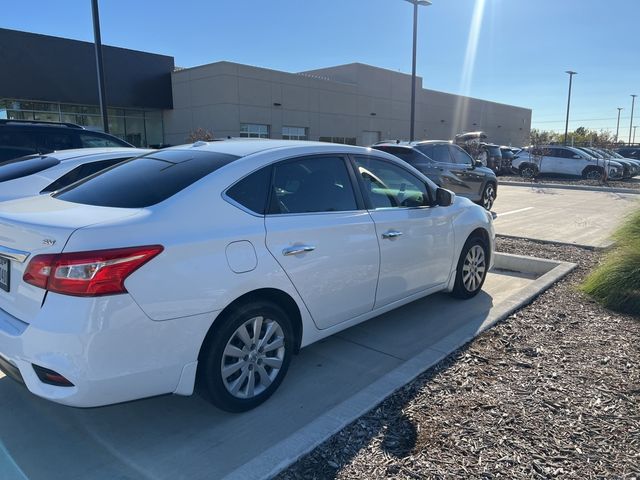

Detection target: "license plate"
[0, 257, 9, 292]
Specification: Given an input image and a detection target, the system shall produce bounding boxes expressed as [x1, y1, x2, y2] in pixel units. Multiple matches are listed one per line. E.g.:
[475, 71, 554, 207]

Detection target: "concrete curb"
[223, 253, 577, 480]
[500, 181, 640, 195]
[496, 233, 614, 251]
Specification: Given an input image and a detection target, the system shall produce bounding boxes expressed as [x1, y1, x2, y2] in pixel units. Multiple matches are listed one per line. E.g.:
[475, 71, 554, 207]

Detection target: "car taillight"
[23, 245, 163, 297]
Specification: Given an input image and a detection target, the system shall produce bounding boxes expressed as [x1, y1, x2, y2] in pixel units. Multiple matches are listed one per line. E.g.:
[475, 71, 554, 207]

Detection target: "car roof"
[40, 147, 149, 161]
[166, 139, 372, 157]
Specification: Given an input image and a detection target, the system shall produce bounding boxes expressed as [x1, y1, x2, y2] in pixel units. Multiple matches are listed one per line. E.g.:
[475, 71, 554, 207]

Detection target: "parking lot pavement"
[493, 185, 640, 248]
[0, 267, 543, 480]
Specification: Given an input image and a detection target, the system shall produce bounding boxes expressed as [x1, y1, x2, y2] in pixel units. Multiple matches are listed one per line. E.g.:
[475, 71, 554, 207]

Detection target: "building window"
[319, 136, 357, 145]
[282, 126, 308, 140]
[240, 123, 270, 138]
[0, 98, 163, 147]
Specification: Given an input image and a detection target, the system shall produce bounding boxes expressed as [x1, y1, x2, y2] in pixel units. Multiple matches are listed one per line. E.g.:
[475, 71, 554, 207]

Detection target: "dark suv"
[0, 120, 132, 162]
[616, 147, 640, 161]
[372, 140, 498, 210]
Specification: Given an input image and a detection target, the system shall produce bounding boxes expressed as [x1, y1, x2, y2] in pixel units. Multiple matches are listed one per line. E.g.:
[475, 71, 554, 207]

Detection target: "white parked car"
[0, 140, 494, 411]
[513, 145, 623, 180]
[0, 148, 150, 202]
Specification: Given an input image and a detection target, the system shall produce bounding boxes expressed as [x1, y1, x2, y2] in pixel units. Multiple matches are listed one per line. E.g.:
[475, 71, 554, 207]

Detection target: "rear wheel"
[198, 301, 293, 412]
[480, 183, 496, 211]
[451, 236, 489, 299]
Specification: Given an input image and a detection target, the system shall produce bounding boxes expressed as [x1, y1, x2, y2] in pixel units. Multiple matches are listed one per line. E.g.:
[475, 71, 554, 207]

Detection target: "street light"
[563, 71, 577, 145]
[91, 0, 109, 133]
[403, 0, 432, 142]
[629, 94, 637, 145]
[634, 126, 638, 145]
[615, 107, 623, 143]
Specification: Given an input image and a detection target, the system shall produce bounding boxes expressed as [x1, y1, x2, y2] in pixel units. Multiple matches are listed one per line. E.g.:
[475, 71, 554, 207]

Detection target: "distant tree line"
[530, 127, 621, 147]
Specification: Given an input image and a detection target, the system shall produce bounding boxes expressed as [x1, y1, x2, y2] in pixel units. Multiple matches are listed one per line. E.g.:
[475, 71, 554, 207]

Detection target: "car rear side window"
[416, 144, 451, 163]
[373, 147, 427, 166]
[270, 156, 357, 214]
[54, 150, 239, 208]
[226, 166, 272, 214]
[0, 155, 61, 182]
[41, 158, 128, 193]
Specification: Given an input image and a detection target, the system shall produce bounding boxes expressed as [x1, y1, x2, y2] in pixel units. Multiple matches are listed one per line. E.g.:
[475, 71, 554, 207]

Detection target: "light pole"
[629, 94, 637, 145]
[634, 126, 638, 145]
[403, 0, 432, 142]
[563, 71, 577, 145]
[91, 0, 109, 133]
[615, 107, 623, 143]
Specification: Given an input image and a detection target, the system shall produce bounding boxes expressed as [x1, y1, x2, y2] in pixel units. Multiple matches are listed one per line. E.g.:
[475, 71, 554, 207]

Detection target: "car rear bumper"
[0, 293, 215, 407]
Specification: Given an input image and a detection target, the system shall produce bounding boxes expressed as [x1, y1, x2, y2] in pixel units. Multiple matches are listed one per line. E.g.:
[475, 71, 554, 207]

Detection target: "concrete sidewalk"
[0, 254, 574, 480]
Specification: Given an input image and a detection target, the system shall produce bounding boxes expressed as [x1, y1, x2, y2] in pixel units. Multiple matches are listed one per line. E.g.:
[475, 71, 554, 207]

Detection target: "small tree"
[186, 128, 214, 143]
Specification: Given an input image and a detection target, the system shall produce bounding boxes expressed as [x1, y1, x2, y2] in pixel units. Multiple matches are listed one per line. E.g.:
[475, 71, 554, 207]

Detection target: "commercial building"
[1, 28, 531, 147]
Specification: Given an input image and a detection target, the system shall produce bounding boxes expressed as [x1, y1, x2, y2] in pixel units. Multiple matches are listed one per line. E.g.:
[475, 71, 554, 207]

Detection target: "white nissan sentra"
[0, 140, 494, 411]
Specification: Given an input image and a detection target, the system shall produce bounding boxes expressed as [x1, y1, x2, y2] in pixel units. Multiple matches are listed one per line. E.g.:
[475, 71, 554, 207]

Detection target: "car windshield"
[54, 149, 240, 208]
[0, 154, 60, 182]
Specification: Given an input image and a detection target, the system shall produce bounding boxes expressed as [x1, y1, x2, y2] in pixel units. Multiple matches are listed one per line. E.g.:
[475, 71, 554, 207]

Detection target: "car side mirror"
[573, 154, 582, 159]
[435, 187, 455, 207]
[474, 160, 484, 168]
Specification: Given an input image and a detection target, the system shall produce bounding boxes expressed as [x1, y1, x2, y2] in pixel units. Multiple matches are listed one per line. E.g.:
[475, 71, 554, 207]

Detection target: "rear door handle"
[382, 230, 403, 239]
[282, 245, 316, 256]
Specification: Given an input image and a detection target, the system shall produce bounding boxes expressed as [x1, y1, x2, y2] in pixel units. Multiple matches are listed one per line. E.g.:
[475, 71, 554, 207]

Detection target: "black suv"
[372, 140, 498, 210]
[0, 120, 133, 162]
[615, 147, 640, 161]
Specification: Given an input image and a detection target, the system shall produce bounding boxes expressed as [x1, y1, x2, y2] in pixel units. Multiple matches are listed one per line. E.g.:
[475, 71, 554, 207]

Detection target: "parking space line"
[495, 207, 534, 218]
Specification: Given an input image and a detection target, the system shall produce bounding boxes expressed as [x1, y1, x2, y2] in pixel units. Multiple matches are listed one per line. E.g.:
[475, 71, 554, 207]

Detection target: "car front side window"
[354, 156, 431, 209]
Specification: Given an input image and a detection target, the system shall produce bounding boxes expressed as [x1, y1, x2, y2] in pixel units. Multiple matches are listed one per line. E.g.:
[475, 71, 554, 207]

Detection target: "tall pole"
[615, 107, 623, 143]
[92, 0, 109, 133]
[563, 71, 577, 145]
[404, 0, 431, 142]
[634, 126, 638, 145]
[409, 1, 418, 142]
[629, 94, 637, 146]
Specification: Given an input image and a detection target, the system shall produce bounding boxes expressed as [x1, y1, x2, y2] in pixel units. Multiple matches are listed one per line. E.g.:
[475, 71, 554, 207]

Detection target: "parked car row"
[512, 145, 640, 180]
[0, 119, 133, 162]
[0, 138, 494, 412]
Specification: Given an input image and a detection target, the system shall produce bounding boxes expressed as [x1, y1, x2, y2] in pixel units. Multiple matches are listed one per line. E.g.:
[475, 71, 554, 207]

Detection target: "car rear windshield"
[487, 145, 502, 156]
[0, 155, 61, 182]
[54, 149, 240, 208]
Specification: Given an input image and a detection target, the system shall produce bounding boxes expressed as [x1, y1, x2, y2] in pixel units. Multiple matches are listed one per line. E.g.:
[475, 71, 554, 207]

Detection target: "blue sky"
[2, 0, 639, 133]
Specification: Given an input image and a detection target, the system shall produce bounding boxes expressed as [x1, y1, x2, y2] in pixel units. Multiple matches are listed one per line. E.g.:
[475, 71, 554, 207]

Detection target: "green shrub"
[581, 210, 640, 316]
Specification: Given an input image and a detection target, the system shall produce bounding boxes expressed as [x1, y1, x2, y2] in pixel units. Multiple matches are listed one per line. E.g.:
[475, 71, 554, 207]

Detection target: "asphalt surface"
[492, 185, 639, 248]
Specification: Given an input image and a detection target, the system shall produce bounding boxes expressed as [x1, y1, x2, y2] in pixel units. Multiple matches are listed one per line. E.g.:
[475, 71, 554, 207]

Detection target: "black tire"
[197, 301, 294, 412]
[479, 182, 496, 211]
[451, 236, 489, 299]
[520, 164, 538, 179]
[583, 167, 604, 181]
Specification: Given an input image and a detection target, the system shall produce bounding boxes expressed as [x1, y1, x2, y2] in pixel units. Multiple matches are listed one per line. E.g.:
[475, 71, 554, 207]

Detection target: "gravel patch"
[278, 238, 640, 479]
[500, 174, 640, 191]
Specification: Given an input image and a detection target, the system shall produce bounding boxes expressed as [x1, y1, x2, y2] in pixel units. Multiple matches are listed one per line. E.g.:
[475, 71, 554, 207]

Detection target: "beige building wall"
[163, 61, 531, 147]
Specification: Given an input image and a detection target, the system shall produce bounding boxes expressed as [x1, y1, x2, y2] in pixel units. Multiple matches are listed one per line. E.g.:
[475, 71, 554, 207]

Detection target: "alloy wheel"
[482, 184, 495, 210]
[462, 245, 486, 293]
[221, 316, 286, 399]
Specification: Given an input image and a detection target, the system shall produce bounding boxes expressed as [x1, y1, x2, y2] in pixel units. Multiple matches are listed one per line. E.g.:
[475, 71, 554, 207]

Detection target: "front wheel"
[198, 302, 293, 412]
[451, 237, 489, 299]
[584, 168, 604, 181]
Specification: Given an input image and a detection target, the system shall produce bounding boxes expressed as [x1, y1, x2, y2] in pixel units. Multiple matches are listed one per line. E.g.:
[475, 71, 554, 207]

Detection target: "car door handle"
[282, 245, 316, 256]
[382, 230, 403, 239]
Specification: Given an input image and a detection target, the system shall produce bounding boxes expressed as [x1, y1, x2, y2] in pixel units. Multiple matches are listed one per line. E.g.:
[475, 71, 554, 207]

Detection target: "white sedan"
[0, 140, 494, 411]
[0, 148, 150, 202]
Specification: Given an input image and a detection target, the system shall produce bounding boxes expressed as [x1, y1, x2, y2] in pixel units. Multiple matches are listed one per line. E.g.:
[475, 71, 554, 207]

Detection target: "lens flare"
[452, 0, 487, 138]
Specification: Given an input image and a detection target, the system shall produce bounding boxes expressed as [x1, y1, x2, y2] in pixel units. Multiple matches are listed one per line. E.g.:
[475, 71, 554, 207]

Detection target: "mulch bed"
[278, 238, 640, 479]
[500, 174, 640, 191]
